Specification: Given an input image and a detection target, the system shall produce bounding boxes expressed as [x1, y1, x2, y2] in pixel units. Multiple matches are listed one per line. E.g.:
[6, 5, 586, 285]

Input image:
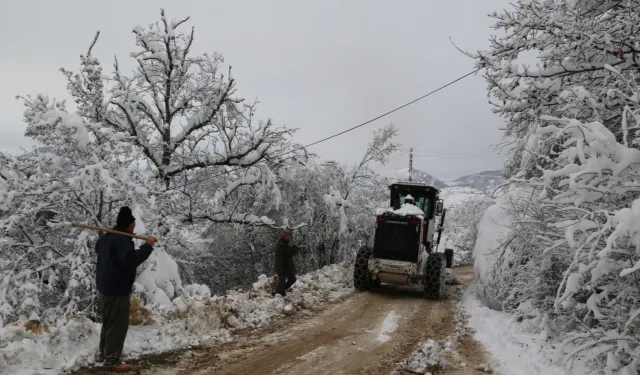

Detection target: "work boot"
[98, 352, 125, 364]
[110, 362, 132, 372]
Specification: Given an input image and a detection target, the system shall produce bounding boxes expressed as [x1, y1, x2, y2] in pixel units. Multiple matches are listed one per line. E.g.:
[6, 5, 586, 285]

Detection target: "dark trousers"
[275, 272, 297, 296]
[98, 292, 130, 366]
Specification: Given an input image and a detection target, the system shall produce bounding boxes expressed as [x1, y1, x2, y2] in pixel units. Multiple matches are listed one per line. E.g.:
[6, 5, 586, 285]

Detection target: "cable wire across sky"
[168, 68, 482, 190]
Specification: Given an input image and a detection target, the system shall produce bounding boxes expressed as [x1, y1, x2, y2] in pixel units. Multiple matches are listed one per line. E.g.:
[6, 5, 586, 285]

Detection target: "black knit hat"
[116, 206, 136, 228]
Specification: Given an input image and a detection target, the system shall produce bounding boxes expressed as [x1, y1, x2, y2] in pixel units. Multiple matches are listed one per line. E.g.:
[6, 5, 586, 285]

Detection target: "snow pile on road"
[377, 310, 399, 343]
[0, 262, 353, 375]
[399, 339, 446, 374]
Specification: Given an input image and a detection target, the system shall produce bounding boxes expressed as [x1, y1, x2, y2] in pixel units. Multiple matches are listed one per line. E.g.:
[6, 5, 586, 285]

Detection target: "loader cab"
[389, 182, 441, 219]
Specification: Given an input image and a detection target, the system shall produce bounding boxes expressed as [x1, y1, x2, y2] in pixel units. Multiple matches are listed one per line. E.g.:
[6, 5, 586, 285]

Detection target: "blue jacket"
[95, 227, 153, 296]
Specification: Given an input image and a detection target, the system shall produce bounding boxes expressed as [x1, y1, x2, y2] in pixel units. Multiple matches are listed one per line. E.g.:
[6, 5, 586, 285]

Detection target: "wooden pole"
[71, 223, 151, 241]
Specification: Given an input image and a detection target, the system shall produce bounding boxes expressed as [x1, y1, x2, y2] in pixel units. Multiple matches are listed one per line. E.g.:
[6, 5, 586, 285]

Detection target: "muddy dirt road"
[80, 266, 495, 375]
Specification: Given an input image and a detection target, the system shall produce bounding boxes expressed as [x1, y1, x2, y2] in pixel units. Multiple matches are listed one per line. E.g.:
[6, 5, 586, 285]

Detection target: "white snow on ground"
[0, 263, 353, 375]
[376, 310, 399, 343]
[464, 289, 589, 375]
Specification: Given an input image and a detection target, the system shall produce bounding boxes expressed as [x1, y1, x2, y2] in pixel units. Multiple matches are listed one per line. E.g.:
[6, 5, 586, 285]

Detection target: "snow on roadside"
[0, 263, 354, 375]
[464, 288, 589, 375]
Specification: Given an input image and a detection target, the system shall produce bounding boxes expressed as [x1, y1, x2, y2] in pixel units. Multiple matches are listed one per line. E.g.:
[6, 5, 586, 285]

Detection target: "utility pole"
[409, 147, 413, 181]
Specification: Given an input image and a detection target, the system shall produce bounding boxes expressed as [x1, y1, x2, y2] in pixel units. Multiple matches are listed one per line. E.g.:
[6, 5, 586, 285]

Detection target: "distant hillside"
[450, 170, 503, 190]
[387, 168, 449, 189]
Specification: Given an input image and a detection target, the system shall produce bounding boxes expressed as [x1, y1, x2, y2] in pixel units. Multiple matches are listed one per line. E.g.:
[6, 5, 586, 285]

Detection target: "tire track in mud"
[197, 288, 452, 375]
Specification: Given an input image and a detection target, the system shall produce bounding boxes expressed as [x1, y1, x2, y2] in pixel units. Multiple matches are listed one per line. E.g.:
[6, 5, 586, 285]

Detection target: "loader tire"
[444, 248, 454, 269]
[424, 253, 446, 300]
[354, 246, 374, 291]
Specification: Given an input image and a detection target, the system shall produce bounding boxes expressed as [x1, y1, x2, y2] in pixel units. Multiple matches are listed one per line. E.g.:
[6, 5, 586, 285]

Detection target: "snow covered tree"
[442, 193, 494, 264]
[54, 10, 298, 226]
[1, 9, 300, 326]
[322, 124, 399, 263]
[476, 1, 640, 372]
[476, 0, 640, 179]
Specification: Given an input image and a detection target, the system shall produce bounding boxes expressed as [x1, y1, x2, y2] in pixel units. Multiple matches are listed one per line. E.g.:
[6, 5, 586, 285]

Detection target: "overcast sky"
[1, 0, 511, 181]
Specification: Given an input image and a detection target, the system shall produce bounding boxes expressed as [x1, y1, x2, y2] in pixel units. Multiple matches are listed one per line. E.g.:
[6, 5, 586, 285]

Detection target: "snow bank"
[472, 188, 531, 283]
[473, 197, 511, 283]
[0, 263, 353, 374]
[464, 289, 589, 375]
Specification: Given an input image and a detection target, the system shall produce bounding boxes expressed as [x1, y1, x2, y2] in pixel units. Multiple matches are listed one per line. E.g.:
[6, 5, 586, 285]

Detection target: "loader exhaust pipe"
[435, 208, 446, 251]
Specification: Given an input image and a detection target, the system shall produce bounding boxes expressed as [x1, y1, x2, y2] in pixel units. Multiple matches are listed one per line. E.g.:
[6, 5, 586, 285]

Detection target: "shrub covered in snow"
[475, 1, 640, 372]
[440, 187, 495, 265]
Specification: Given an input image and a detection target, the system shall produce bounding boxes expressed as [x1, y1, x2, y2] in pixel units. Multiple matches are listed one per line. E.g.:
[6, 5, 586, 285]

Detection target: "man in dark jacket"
[94, 206, 157, 372]
[274, 229, 301, 297]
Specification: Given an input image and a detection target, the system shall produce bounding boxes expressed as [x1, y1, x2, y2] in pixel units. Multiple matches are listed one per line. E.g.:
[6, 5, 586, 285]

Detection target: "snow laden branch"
[323, 123, 399, 263]
[475, 0, 640, 179]
[21, 9, 300, 227]
[100, 9, 296, 184]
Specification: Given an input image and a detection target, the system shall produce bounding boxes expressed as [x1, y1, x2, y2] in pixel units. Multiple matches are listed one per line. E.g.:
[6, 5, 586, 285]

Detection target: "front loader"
[353, 182, 454, 299]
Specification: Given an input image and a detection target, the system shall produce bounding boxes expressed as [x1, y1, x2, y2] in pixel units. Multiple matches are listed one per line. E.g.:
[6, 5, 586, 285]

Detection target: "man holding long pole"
[94, 206, 157, 372]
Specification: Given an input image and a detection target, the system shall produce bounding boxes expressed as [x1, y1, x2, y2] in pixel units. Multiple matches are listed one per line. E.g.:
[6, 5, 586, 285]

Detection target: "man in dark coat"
[274, 229, 301, 296]
[94, 206, 157, 372]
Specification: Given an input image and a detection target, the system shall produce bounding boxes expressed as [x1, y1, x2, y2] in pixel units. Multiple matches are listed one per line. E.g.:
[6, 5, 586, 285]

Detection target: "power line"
[389, 150, 410, 162]
[168, 69, 480, 191]
[411, 148, 500, 159]
[412, 153, 500, 160]
[295, 69, 479, 150]
[394, 148, 500, 160]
